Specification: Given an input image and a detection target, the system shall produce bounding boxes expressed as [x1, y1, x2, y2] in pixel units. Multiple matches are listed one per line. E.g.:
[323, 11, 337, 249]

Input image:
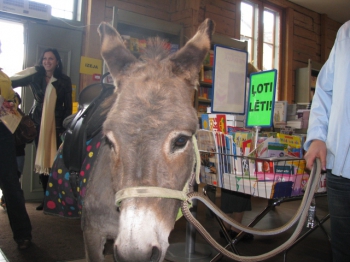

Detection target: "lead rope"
[181, 158, 322, 261]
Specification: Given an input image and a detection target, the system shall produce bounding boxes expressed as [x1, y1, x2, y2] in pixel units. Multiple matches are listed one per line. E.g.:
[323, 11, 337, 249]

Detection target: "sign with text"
[79, 56, 102, 75]
[246, 69, 277, 127]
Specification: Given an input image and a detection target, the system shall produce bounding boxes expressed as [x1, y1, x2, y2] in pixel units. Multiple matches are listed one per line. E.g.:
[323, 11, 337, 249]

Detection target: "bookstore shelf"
[197, 130, 326, 199]
[198, 151, 325, 199]
[197, 130, 329, 261]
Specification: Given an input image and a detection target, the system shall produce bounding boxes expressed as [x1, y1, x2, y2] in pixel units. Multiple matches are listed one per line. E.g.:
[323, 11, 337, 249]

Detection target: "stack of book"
[285, 103, 307, 129]
[286, 119, 302, 129]
[297, 109, 310, 129]
[273, 101, 288, 128]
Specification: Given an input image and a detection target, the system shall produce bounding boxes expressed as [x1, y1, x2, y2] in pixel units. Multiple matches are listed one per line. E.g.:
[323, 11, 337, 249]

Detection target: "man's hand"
[304, 140, 327, 171]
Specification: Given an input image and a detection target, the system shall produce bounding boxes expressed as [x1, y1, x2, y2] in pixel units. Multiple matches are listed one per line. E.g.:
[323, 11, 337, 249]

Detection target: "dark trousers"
[0, 123, 32, 242]
[327, 171, 350, 262]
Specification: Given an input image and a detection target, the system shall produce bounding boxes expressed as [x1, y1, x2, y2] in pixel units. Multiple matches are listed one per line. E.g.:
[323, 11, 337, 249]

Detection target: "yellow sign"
[72, 84, 77, 102]
[79, 56, 102, 75]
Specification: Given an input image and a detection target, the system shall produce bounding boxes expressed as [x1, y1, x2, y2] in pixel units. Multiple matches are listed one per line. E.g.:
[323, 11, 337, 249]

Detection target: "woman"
[11, 48, 72, 210]
[0, 40, 32, 249]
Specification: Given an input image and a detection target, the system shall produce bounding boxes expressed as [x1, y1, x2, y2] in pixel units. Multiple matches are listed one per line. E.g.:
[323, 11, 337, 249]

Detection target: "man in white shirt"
[304, 20, 350, 261]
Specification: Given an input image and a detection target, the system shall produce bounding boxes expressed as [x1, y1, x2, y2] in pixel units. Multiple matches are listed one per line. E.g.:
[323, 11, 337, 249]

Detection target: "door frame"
[21, 21, 83, 201]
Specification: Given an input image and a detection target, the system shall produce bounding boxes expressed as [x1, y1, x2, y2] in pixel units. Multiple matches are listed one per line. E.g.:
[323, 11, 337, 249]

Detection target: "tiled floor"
[0, 186, 330, 262]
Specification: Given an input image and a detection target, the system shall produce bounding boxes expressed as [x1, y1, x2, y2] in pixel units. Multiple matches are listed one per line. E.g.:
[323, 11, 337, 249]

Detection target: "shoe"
[219, 229, 254, 241]
[17, 239, 31, 250]
[36, 202, 44, 211]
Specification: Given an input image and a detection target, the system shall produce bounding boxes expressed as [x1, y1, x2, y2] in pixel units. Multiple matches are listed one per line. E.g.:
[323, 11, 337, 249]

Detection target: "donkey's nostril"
[150, 245, 161, 261]
[113, 244, 118, 261]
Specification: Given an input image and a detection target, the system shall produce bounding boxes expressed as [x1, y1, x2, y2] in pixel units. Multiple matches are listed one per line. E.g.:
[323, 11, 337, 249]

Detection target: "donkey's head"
[98, 19, 214, 261]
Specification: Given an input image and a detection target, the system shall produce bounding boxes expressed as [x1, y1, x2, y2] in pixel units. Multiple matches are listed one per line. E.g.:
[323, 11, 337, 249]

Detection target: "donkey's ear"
[98, 22, 137, 79]
[170, 19, 215, 85]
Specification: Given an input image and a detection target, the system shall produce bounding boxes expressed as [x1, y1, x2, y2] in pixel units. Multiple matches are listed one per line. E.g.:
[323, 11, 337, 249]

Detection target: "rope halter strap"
[114, 135, 201, 220]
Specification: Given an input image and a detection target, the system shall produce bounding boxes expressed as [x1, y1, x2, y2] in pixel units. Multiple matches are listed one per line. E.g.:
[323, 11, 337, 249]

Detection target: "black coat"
[12, 70, 72, 134]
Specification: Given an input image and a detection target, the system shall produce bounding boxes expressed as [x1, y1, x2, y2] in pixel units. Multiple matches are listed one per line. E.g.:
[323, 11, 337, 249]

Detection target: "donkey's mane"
[139, 37, 171, 62]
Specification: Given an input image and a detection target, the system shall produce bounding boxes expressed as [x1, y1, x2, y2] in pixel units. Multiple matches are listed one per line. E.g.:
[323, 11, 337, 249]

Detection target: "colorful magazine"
[197, 129, 221, 187]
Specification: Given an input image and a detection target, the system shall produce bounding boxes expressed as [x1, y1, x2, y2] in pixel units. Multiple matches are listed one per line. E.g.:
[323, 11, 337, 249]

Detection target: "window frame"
[240, 0, 283, 98]
[31, 0, 82, 21]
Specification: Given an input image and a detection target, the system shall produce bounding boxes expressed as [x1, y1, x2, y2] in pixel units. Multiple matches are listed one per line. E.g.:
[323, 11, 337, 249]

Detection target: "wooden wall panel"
[208, 0, 236, 11]
[105, 0, 171, 20]
[293, 40, 320, 58]
[171, 9, 193, 21]
[171, 0, 200, 39]
[81, 0, 343, 101]
[80, 0, 106, 90]
[106, 0, 171, 12]
[294, 26, 318, 42]
[293, 11, 314, 31]
[321, 16, 340, 62]
[281, 7, 294, 103]
[205, 3, 235, 19]
[204, 12, 235, 36]
[234, 0, 240, 38]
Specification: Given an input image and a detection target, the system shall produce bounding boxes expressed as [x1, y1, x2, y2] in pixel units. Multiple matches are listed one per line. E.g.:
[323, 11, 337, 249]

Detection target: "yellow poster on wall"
[71, 84, 77, 102]
[79, 56, 102, 75]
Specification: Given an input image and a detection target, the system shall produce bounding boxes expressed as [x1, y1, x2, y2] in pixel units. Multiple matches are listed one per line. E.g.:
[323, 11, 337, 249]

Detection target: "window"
[0, 20, 24, 101]
[240, 2, 257, 65]
[240, 1, 281, 72]
[31, 0, 82, 21]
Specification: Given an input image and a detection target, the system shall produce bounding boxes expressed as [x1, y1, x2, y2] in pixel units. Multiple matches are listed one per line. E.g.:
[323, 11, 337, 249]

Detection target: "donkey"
[81, 19, 215, 261]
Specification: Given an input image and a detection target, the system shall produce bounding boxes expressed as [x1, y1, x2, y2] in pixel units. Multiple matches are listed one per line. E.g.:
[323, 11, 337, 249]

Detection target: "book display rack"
[197, 129, 329, 260]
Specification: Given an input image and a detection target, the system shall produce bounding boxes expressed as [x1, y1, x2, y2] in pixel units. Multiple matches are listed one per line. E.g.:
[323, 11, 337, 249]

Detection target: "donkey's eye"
[105, 136, 114, 150]
[173, 135, 190, 149]
[105, 131, 118, 154]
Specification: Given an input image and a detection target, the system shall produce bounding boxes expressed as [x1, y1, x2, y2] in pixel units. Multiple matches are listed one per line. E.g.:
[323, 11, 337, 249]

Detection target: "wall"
[81, 0, 342, 103]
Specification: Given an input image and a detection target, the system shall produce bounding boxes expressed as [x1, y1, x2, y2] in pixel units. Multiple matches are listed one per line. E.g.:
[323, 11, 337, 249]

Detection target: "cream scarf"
[34, 76, 57, 175]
